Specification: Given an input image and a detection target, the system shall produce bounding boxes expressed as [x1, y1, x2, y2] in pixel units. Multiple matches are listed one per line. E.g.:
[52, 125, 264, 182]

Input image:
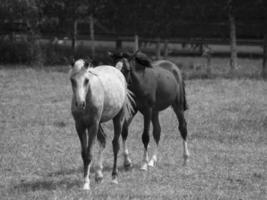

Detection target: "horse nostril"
[81, 102, 86, 109]
[75, 101, 86, 109]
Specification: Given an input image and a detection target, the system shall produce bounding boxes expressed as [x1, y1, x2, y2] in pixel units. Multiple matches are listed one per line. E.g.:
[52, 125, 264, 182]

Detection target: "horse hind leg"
[140, 108, 152, 171]
[111, 109, 124, 184]
[95, 124, 106, 183]
[148, 111, 161, 168]
[172, 103, 190, 166]
[121, 110, 137, 170]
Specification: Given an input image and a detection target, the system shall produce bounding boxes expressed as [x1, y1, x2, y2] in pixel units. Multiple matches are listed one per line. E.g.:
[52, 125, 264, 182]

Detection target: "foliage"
[0, 38, 42, 65]
[1, 0, 265, 38]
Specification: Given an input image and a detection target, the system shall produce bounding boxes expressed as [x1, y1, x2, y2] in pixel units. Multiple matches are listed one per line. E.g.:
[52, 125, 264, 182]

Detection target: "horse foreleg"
[121, 122, 132, 170]
[95, 124, 106, 183]
[148, 111, 161, 167]
[83, 122, 98, 190]
[75, 122, 89, 190]
[140, 109, 152, 171]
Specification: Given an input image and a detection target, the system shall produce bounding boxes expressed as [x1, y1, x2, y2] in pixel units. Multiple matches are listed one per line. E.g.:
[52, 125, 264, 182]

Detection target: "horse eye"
[121, 67, 127, 73]
[84, 78, 89, 86]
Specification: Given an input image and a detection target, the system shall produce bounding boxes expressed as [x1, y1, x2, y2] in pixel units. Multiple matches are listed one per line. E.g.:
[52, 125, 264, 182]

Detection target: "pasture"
[0, 65, 266, 199]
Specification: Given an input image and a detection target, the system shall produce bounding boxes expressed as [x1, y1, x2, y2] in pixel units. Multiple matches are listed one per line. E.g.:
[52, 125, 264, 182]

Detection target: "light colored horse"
[69, 59, 135, 190]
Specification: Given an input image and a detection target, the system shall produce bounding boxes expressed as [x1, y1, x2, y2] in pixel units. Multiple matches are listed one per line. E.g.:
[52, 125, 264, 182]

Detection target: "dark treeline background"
[0, 0, 267, 77]
[1, 0, 264, 38]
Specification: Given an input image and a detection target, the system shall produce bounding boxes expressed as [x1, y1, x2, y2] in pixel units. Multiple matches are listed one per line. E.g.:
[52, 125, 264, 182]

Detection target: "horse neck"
[129, 66, 147, 95]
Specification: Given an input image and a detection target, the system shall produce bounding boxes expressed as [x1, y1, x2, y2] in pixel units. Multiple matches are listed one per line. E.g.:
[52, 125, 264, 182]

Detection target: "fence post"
[156, 37, 161, 59]
[163, 39, 169, 58]
[115, 38, 122, 50]
[134, 35, 139, 51]
[228, 0, 238, 73]
[203, 46, 212, 77]
[71, 19, 77, 55]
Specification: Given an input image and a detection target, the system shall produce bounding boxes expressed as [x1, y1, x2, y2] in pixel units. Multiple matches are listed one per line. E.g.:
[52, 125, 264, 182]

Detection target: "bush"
[0, 39, 43, 65]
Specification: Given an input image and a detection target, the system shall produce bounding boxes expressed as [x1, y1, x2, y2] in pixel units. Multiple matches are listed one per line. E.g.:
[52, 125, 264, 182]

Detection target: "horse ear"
[107, 51, 113, 57]
[84, 60, 90, 69]
[71, 58, 75, 67]
[122, 52, 131, 59]
[84, 57, 93, 68]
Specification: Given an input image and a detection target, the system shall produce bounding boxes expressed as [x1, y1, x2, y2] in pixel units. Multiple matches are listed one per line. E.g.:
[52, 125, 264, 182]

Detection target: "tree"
[0, 0, 40, 39]
[260, 0, 267, 79]
[228, 0, 238, 72]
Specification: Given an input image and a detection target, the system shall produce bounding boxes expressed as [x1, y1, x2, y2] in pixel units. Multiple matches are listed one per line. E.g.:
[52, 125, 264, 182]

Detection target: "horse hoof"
[148, 159, 156, 167]
[124, 161, 132, 170]
[82, 183, 90, 190]
[95, 176, 103, 184]
[183, 155, 189, 166]
[183, 159, 189, 166]
[111, 178, 118, 184]
[183, 154, 189, 166]
[140, 163, 148, 171]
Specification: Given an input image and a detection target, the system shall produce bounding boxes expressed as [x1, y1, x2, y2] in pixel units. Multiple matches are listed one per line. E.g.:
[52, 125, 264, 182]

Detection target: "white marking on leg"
[83, 163, 91, 190]
[183, 141, 189, 166]
[111, 178, 119, 184]
[95, 142, 104, 181]
[122, 139, 132, 168]
[148, 145, 158, 167]
[122, 139, 129, 156]
[140, 149, 149, 171]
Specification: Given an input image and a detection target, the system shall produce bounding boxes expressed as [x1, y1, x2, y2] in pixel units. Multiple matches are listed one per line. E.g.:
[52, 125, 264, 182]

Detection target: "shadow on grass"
[12, 164, 139, 193]
[12, 178, 81, 193]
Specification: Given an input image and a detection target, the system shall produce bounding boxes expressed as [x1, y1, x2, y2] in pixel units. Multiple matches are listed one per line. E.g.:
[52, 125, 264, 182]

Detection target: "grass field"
[0, 66, 266, 200]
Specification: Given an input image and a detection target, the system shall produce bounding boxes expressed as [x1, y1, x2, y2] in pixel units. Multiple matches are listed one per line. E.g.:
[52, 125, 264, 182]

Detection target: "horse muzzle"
[75, 101, 86, 110]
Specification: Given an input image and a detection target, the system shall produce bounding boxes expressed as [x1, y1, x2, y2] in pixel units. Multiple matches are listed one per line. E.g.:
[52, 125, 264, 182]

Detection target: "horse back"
[152, 60, 183, 83]
[152, 60, 188, 111]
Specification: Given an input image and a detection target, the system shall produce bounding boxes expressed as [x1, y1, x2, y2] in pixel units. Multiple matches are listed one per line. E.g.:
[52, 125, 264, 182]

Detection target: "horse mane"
[134, 52, 153, 68]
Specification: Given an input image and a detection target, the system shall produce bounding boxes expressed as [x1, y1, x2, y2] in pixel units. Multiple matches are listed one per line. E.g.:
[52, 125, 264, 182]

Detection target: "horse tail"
[170, 62, 188, 111]
[124, 89, 137, 122]
[181, 79, 188, 111]
[172, 64, 188, 111]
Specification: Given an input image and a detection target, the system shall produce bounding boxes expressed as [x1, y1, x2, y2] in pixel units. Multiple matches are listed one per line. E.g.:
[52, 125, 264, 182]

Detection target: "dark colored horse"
[109, 51, 190, 170]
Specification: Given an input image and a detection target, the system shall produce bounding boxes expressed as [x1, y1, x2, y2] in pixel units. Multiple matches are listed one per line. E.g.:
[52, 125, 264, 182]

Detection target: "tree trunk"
[89, 15, 95, 58]
[72, 19, 77, 55]
[263, 30, 267, 79]
[134, 34, 139, 51]
[228, 6, 237, 73]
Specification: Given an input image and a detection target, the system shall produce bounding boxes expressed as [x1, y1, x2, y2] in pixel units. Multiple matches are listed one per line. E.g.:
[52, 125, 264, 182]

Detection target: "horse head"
[69, 59, 94, 109]
[109, 50, 152, 84]
[108, 51, 132, 82]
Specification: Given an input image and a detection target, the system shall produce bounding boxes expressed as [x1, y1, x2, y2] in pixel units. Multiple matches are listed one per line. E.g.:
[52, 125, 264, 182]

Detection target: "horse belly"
[100, 79, 126, 122]
[155, 71, 178, 110]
